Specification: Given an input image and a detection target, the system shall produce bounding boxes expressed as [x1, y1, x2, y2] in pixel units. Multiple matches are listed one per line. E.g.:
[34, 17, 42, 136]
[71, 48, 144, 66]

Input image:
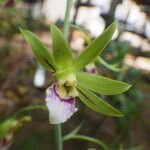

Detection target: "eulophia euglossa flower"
[20, 21, 131, 125]
[46, 83, 77, 124]
[45, 73, 78, 124]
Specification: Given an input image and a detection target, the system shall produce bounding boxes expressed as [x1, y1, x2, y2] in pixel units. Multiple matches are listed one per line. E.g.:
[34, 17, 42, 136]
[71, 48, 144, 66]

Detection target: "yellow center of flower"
[56, 73, 78, 99]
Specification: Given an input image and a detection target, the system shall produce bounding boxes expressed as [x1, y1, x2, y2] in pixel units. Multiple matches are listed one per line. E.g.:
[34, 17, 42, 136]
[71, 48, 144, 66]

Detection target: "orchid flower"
[20, 20, 131, 124]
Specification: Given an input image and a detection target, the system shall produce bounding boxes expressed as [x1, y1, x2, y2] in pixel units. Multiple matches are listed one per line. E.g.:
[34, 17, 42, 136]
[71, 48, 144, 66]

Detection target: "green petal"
[76, 72, 131, 95]
[77, 84, 123, 117]
[20, 28, 56, 72]
[73, 20, 117, 71]
[50, 24, 73, 70]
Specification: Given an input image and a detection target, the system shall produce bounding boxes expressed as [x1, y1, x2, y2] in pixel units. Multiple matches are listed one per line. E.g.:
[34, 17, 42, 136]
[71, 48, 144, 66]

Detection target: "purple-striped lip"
[45, 83, 78, 124]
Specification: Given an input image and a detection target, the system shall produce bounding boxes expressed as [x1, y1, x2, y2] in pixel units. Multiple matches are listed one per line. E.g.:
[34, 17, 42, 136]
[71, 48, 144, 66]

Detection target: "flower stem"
[54, 1, 73, 150]
[54, 124, 62, 150]
[63, 0, 73, 40]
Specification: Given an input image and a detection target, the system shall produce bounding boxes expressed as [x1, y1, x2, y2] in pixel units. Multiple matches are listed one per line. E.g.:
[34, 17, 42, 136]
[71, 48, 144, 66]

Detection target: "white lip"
[45, 83, 77, 124]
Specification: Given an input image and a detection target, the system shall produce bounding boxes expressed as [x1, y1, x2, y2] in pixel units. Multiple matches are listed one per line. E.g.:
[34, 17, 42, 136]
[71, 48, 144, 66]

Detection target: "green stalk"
[63, 0, 73, 40]
[54, 0, 73, 150]
[54, 124, 62, 150]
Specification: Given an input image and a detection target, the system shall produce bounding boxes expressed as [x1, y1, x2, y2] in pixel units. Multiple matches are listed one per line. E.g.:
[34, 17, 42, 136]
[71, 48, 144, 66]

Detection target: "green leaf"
[76, 72, 131, 95]
[64, 122, 84, 137]
[50, 24, 73, 70]
[19, 28, 56, 72]
[73, 20, 117, 71]
[127, 146, 144, 150]
[77, 85, 123, 117]
[63, 134, 109, 150]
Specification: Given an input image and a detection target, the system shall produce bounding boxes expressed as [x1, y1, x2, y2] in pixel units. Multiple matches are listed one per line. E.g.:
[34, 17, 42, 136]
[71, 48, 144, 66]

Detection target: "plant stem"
[54, 1, 73, 150]
[63, 0, 73, 40]
[54, 124, 62, 150]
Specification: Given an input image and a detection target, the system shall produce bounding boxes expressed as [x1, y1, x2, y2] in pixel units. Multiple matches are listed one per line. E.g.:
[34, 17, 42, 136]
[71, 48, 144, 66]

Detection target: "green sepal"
[73, 20, 117, 71]
[19, 28, 56, 72]
[77, 84, 123, 117]
[50, 24, 73, 70]
[76, 72, 131, 95]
